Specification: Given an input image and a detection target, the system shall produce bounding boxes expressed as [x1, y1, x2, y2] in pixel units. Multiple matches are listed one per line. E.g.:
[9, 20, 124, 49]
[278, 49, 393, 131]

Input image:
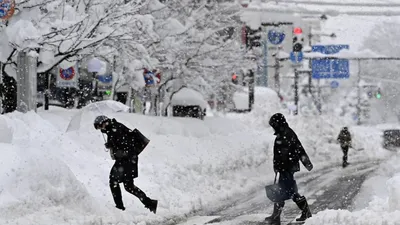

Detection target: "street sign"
[330, 80, 339, 88]
[97, 74, 112, 91]
[268, 29, 285, 45]
[311, 45, 350, 79]
[0, 0, 15, 20]
[290, 51, 303, 63]
[57, 64, 79, 88]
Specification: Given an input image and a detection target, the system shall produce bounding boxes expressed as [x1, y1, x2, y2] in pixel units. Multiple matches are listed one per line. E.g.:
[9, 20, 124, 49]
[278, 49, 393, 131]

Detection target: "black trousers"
[276, 171, 302, 207]
[109, 160, 147, 207]
[341, 146, 349, 164]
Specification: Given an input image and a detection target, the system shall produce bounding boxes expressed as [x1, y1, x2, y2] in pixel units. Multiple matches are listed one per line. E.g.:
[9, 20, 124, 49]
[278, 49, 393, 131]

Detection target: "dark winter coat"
[102, 118, 140, 178]
[269, 113, 313, 173]
[337, 128, 352, 148]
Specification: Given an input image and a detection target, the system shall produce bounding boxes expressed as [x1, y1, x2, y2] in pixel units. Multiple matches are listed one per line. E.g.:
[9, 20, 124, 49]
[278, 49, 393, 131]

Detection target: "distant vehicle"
[382, 129, 400, 150]
[170, 88, 207, 120]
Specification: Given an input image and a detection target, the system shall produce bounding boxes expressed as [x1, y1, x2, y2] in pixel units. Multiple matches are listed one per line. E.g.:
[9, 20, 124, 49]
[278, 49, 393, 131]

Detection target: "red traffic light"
[293, 27, 302, 34]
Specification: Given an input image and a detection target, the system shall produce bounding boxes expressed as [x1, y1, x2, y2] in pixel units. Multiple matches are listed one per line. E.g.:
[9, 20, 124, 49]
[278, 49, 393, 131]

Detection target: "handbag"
[132, 128, 150, 155]
[265, 172, 296, 203]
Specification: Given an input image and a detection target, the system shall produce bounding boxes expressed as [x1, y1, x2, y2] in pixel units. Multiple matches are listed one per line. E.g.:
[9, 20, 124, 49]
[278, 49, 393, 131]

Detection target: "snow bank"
[66, 100, 129, 132]
[0, 112, 105, 225]
[171, 88, 208, 108]
[0, 117, 13, 143]
[233, 87, 280, 111]
[0, 104, 271, 224]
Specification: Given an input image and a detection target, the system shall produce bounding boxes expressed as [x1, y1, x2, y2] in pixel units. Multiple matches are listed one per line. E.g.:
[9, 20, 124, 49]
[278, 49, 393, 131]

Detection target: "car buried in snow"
[170, 88, 207, 120]
[382, 129, 400, 150]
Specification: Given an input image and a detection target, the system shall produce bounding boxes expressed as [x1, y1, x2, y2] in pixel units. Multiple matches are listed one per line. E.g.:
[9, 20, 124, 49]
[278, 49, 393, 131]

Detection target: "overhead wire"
[267, 0, 400, 8]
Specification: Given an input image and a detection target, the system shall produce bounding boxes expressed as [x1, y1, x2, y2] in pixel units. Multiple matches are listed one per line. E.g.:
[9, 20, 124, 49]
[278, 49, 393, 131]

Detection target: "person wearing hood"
[337, 127, 352, 168]
[94, 115, 158, 213]
[265, 113, 313, 225]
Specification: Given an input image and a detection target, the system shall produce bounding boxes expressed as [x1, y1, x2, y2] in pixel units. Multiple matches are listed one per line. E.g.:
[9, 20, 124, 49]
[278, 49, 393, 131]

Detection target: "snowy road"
[175, 159, 380, 225]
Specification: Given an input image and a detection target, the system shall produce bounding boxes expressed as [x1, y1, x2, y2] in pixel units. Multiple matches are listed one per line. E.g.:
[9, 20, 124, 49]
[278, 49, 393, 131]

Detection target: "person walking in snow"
[93, 115, 158, 213]
[337, 127, 352, 168]
[265, 113, 313, 225]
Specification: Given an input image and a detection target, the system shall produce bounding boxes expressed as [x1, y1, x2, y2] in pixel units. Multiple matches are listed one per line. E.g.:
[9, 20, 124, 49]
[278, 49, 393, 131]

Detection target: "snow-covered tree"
[0, 0, 253, 114]
[337, 88, 370, 123]
[0, 0, 158, 111]
[144, 0, 249, 114]
[1, 0, 149, 76]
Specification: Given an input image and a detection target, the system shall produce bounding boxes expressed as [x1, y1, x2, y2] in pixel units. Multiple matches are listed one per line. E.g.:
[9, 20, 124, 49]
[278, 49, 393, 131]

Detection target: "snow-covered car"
[382, 129, 400, 150]
[170, 88, 207, 120]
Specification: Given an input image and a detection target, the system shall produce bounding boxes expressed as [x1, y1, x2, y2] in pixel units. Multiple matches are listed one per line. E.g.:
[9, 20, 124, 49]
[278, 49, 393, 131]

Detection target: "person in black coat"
[94, 115, 157, 213]
[265, 113, 313, 225]
[337, 127, 352, 168]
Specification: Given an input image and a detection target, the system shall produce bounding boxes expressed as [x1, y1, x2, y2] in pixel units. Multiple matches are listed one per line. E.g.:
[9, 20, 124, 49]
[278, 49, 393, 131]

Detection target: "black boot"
[115, 204, 125, 211]
[294, 196, 312, 222]
[264, 202, 284, 225]
[142, 197, 158, 214]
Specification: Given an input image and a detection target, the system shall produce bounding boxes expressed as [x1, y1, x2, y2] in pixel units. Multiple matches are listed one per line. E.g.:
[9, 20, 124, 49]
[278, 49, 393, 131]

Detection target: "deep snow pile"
[0, 92, 390, 225]
[0, 102, 273, 225]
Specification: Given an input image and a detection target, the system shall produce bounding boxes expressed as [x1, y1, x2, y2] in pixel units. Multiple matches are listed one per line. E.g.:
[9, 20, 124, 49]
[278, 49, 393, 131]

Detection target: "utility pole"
[262, 29, 268, 87]
[248, 69, 255, 111]
[261, 22, 294, 87]
[308, 25, 313, 95]
[44, 73, 51, 110]
[356, 59, 362, 125]
[16, 51, 38, 113]
[274, 56, 281, 94]
[0, 61, 2, 114]
[110, 54, 117, 101]
[294, 68, 299, 115]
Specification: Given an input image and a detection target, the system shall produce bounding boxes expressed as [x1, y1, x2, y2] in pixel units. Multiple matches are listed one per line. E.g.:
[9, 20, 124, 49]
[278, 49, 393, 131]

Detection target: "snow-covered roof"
[278, 51, 290, 59]
[171, 88, 208, 108]
[240, 9, 303, 29]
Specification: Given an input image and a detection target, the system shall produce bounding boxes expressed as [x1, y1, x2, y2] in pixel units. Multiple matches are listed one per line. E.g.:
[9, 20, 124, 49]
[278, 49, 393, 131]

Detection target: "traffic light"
[375, 88, 382, 99]
[293, 27, 304, 52]
[232, 73, 238, 84]
[246, 26, 261, 50]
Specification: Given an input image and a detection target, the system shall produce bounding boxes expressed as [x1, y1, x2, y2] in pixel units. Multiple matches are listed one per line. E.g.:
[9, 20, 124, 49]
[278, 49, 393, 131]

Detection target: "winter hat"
[94, 115, 109, 129]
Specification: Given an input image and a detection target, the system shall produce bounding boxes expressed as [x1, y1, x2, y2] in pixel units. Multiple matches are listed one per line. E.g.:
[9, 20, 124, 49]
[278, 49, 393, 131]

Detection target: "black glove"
[104, 142, 111, 149]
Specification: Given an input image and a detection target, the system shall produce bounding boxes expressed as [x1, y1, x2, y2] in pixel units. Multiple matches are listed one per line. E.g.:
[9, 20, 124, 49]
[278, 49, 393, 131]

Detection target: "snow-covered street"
[177, 159, 380, 225]
[2, 0, 400, 224]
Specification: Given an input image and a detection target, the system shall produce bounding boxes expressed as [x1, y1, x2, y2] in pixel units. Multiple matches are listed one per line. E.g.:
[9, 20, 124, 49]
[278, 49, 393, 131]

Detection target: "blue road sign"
[268, 29, 285, 45]
[97, 74, 112, 83]
[330, 80, 339, 88]
[311, 45, 350, 79]
[290, 51, 303, 63]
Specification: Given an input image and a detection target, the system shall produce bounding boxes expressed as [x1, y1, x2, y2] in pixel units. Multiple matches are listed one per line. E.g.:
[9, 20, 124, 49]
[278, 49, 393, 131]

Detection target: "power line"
[244, 7, 400, 17]
[361, 75, 400, 85]
[268, 0, 400, 8]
